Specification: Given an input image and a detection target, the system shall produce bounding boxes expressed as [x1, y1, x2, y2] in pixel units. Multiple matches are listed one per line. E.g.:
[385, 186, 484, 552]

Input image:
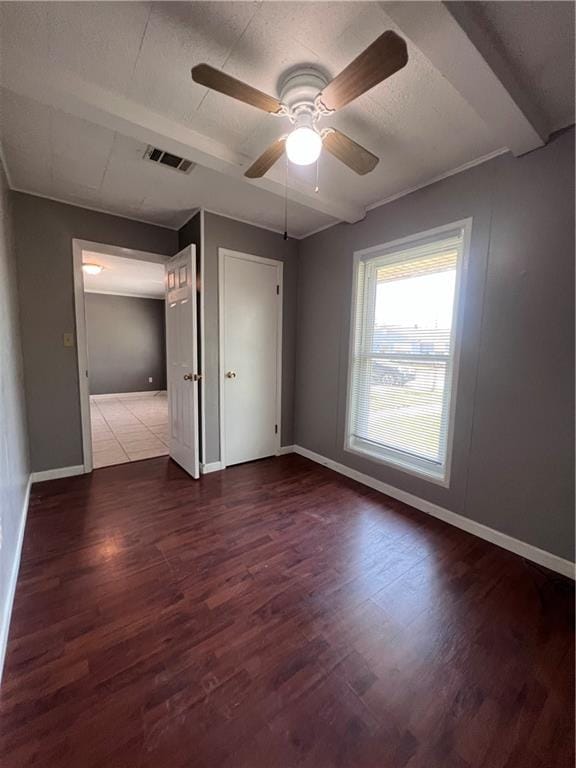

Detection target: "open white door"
[165, 245, 199, 479]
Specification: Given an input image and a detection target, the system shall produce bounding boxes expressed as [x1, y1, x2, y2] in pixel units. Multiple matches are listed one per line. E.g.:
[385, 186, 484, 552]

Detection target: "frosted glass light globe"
[285, 127, 322, 166]
[82, 263, 103, 275]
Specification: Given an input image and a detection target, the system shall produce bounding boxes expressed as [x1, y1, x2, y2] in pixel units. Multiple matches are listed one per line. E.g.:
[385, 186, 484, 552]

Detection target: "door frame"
[218, 248, 283, 469]
[72, 238, 169, 473]
[198, 210, 207, 468]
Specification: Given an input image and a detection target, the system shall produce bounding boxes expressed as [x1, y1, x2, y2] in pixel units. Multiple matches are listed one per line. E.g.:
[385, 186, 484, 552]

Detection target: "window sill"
[344, 439, 450, 487]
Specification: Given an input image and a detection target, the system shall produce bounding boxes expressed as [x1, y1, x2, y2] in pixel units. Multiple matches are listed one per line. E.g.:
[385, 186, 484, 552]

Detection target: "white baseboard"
[202, 450, 294, 473]
[201, 461, 223, 475]
[293, 445, 575, 580]
[0, 474, 32, 685]
[31, 465, 85, 483]
[91, 391, 165, 400]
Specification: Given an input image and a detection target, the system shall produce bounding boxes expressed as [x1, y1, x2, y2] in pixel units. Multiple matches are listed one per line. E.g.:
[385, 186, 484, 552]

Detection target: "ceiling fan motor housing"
[279, 67, 329, 123]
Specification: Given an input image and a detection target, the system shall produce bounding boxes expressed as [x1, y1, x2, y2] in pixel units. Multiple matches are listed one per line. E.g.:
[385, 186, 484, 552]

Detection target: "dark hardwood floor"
[0, 455, 573, 768]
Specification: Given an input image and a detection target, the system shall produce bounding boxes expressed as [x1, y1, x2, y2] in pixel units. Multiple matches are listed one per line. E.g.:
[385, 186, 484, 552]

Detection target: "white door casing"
[219, 249, 282, 467]
[166, 245, 200, 479]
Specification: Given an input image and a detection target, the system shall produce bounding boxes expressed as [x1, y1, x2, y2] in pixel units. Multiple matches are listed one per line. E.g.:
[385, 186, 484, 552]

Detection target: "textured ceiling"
[474, 0, 575, 132]
[0, 1, 573, 237]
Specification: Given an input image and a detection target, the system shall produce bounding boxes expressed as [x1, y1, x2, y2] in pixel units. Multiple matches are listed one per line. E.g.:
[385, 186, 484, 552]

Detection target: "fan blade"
[245, 138, 286, 178]
[323, 129, 379, 175]
[317, 31, 408, 112]
[191, 64, 284, 114]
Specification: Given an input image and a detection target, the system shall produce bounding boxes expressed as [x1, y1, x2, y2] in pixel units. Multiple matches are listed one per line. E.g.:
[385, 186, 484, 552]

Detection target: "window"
[346, 220, 470, 484]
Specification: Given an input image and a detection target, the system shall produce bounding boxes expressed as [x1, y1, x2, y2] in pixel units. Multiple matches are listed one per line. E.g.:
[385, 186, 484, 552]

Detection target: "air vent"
[143, 146, 196, 174]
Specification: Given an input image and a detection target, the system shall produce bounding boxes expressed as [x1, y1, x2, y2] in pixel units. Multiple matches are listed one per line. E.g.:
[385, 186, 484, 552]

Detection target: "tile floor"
[90, 391, 169, 468]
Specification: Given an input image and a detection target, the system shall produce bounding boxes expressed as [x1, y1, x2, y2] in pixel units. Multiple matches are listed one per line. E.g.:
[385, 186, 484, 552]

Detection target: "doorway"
[73, 240, 170, 471]
[218, 248, 282, 467]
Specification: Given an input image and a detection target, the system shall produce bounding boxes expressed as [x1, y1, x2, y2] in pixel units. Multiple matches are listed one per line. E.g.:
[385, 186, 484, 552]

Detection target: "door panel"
[221, 251, 281, 466]
[166, 246, 199, 478]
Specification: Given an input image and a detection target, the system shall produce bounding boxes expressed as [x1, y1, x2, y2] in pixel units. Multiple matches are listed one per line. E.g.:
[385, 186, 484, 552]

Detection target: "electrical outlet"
[63, 333, 74, 348]
[148, 377, 153, 383]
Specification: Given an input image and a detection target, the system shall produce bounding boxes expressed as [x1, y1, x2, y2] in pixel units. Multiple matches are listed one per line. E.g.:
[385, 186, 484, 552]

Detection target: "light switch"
[63, 333, 74, 348]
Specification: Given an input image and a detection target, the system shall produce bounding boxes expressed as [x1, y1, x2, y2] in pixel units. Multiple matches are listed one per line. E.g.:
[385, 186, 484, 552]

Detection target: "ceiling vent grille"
[143, 146, 195, 174]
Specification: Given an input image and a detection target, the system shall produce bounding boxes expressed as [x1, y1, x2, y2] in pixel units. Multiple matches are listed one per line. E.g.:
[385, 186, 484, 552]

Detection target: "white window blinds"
[346, 224, 467, 482]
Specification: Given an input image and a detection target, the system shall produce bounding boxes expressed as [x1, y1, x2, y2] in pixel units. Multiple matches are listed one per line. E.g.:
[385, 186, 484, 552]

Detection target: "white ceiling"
[82, 251, 165, 299]
[0, 2, 573, 238]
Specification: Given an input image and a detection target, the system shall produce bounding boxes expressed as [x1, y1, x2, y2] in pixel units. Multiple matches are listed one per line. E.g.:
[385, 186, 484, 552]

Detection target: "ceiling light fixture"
[82, 263, 104, 275]
[191, 30, 408, 178]
[285, 126, 322, 166]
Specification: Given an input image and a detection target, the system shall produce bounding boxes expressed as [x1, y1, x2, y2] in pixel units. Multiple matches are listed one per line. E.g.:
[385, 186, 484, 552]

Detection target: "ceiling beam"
[0, 67, 363, 223]
[382, 1, 549, 156]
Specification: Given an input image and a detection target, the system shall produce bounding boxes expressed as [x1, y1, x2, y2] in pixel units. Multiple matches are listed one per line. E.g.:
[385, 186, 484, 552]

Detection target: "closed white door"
[165, 246, 199, 479]
[219, 249, 282, 467]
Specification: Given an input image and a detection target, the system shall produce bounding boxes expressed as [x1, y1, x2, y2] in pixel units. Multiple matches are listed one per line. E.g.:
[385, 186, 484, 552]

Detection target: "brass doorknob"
[225, 371, 237, 379]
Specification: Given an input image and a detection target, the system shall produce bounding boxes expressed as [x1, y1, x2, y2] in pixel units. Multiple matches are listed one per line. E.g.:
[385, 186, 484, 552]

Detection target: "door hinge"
[275, 424, 278, 434]
[276, 284, 279, 295]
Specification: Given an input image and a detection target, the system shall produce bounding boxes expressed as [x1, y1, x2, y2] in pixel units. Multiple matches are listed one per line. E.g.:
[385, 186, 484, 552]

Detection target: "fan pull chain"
[315, 157, 320, 194]
[283, 154, 289, 240]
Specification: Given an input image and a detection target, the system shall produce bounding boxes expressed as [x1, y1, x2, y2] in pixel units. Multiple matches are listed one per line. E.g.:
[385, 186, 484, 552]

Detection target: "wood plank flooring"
[0, 455, 573, 768]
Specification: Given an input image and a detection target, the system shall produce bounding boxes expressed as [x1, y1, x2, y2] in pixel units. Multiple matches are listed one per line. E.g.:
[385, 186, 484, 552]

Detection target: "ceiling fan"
[191, 31, 408, 179]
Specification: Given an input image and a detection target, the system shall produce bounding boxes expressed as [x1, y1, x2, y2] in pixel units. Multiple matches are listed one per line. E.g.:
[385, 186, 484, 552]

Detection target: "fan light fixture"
[191, 30, 408, 178]
[285, 126, 322, 166]
[82, 263, 103, 275]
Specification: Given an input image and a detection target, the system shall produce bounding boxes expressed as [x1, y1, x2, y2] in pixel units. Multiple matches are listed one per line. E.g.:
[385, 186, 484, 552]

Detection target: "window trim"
[344, 218, 472, 487]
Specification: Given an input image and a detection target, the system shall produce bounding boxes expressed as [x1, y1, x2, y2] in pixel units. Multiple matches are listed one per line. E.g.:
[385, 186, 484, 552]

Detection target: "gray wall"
[13, 193, 178, 472]
[295, 127, 575, 562]
[178, 210, 201, 254]
[86, 293, 166, 395]
[179, 211, 299, 463]
[0, 162, 29, 678]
